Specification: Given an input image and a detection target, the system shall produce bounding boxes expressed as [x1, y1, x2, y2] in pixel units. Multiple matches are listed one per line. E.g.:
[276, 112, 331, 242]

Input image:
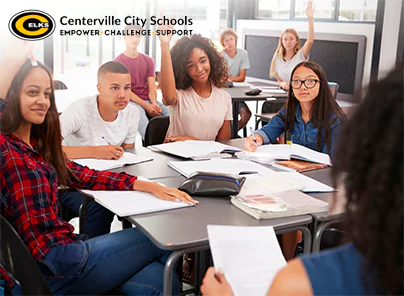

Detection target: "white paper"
[237, 174, 303, 196]
[232, 82, 253, 88]
[255, 144, 291, 160]
[73, 152, 153, 171]
[290, 144, 332, 166]
[276, 172, 335, 192]
[151, 141, 241, 159]
[81, 188, 193, 217]
[167, 158, 275, 178]
[207, 225, 287, 296]
[260, 89, 287, 94]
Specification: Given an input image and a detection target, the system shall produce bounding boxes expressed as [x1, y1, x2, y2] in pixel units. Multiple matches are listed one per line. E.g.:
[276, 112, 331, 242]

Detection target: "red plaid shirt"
[0, 98, 136, 289]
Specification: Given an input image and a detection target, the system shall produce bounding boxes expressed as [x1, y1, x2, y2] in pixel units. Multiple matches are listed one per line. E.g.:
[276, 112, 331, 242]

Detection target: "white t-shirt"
[167, 86, 233, 141]
[221, 48, 250, 78]
[60, 95, 139, 146]
[274, 49, 308, 82]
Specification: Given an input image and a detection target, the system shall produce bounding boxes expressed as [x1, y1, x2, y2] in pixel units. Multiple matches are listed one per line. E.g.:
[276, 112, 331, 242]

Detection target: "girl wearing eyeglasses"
[269, 1, 315, 91]
[245, 61, 346, 157]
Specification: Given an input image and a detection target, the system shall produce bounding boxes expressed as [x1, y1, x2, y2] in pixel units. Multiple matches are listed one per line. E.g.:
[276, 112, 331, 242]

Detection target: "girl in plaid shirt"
[0, 39, 197, 295]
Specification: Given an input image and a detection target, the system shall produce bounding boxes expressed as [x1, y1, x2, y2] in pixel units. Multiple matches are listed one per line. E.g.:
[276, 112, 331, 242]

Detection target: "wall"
[236, 19, 375, 88]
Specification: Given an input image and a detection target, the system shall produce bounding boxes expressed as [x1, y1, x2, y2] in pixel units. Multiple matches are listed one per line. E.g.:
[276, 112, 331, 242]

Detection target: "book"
[231, 190, 328, 220]
[80, 187, 194, 217]
[167, 159, 276, 178]
[207, 225, 286, 296]
[72, 152, 153, 171]
[237, 144, 332, 166]
[150, 141, 242, 160]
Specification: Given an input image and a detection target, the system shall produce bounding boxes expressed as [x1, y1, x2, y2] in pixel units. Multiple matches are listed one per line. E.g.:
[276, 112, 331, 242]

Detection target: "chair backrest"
[54, 80, 68, 90]
[0, 216, 53, 295]
[144, 116, 170, 147]
[328, 82, 339, 100]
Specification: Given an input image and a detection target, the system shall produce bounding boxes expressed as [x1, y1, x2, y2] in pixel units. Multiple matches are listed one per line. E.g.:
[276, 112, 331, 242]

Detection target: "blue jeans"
[59, 190, 114, 238]
[33, 228, 179, 295]
[132, 100, 170, 139]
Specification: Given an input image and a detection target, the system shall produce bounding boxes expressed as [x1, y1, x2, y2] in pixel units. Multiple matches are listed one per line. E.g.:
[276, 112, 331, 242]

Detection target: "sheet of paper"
[260, 89, 287, 94]
[151, 141, 241, 159]
[232, 82, 253, 88]
[167, 158, 275, 178]
[237, 174, 303, 196]
[207, 225, 287, 296]
[255, 144, 291, 160]
[275, 172, 335, 192]
[81, 188, 193, 217]
[73, 152, 153, 171]
[290, 144, 332, 166]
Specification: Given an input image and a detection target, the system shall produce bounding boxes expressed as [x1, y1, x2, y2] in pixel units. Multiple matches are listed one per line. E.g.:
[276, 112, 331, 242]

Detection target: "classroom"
[0, 0, 403, 295]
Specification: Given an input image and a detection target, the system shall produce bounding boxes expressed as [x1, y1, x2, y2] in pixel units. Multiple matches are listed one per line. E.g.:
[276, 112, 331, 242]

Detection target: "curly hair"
[170, 34, 229, 90]
[332, 64, 403, 295]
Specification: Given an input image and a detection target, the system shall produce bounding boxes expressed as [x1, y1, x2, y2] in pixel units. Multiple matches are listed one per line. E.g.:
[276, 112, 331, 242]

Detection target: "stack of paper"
[237, 144, 332, 166]
[73, 152, 153, 171]
[80, 187, 194, 217]
[208, 225, 287, 296]
[150, 141, 242, 160]
[167, 158, 275, 178]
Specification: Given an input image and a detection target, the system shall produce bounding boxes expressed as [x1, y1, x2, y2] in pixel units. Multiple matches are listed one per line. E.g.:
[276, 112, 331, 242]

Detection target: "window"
[339, 0, 377, 22]
[257, 0, 291, 19]
[256, 0, 378, 22]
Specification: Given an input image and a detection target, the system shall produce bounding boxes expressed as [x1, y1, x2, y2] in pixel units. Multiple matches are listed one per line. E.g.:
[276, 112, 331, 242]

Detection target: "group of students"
[0, 1, 403, 294]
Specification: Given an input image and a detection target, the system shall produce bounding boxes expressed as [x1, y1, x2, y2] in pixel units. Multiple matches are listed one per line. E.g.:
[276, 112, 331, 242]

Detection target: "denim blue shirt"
[255, 104, 342, 156]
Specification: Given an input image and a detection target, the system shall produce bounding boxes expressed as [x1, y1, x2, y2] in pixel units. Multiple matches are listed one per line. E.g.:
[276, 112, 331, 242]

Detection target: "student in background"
[115, 25, 169, 140]
[61, 61, 139, 160]
[245, 61, 346, 157]
[158, 26, 232, 142]
[0, 40, 196, 295]
[220, 28, 251, 131]
[269, 1, 314, 90]
[59, 61, 139, 238]
[201, 64, 403, 296]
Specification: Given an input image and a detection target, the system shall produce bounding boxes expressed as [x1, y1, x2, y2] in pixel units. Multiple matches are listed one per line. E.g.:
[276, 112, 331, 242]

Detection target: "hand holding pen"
[94, 136, 124, 160]
[244, 128, 263, 152]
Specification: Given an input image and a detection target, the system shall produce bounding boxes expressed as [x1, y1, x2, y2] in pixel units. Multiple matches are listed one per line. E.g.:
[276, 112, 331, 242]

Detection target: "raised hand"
[306, 1, 314, 20]
[157, 24, 175, 44]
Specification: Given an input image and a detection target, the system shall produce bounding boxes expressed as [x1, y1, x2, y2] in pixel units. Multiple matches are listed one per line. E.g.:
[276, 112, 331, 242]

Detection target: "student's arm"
[158, 25, 178, 106]
[122, 143, 134, 149]
[276, 73, 289, 91]
[255, 108, 286, 144]
[147, 76, 158, 104]
[267, 259, 313, 296]
[130, 91, 159, 116]
[63, 145, 124, 160]
[228, 69, 246, 82]
[301, 2, 315, 59]
[215, 120, 231, 141]
[0, 40, 33, 99]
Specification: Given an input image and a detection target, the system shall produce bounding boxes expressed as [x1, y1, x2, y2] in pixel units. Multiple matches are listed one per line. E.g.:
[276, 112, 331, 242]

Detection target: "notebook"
[237, 144, 332, 166]
[274, 159, 329, 172]
[80, 187, 194, 217]
[208, 225, 286, 296]
[73, 152, 153, 171]
[167, 159, 275, 178]
[150, 141, 242, 160]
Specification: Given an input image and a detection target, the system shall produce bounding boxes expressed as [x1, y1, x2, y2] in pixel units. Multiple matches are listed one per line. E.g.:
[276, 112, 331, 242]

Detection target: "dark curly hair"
[332, 64, 403, 295]
[170, 34, 228, 89]
[283, 61, 346, 154]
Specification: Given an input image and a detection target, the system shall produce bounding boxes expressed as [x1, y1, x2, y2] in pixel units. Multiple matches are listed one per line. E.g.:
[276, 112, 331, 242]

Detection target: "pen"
[250, 127, 257, 143]
[101, 136, 111, 145]
[30, 52, 38, 67]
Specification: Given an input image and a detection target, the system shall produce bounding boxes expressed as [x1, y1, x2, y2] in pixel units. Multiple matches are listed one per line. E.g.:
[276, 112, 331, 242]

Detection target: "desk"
[223, 87, 287, 138]
[126, 176, 313, 295]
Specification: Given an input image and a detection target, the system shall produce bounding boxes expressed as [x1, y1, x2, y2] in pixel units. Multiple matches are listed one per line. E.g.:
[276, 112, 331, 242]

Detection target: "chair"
[0, 216, 53, 295]
[54, 80, 68, 90]
[144, 116, 170, 147]
[328, 82, 339, 100]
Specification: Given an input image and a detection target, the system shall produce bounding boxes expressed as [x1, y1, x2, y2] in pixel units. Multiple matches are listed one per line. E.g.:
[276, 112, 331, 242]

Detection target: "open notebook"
[237, 144, 331, 166]
[80, 188, 194, 217]
[167, 158, 275, 178]
[208, 225, 287, 296]
[73, 152, 153, 171]
[150, 141, 242, 160]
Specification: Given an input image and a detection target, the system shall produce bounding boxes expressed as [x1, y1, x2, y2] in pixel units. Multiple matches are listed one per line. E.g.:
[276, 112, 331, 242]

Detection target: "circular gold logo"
[9, 10, 55, 41]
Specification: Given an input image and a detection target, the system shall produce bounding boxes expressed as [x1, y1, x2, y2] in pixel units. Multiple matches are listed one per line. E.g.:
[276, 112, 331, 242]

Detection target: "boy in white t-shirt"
[59, 61, 139, 238]
[60, 61, 139, 159]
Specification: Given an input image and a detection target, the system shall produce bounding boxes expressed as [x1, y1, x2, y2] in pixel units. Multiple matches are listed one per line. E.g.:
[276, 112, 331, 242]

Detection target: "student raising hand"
[157, 24, 175, 44]
[306, 1, 314, 20]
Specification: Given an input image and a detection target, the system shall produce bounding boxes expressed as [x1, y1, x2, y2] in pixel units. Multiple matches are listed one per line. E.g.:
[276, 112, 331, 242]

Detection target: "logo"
[9, 10, 55, 41]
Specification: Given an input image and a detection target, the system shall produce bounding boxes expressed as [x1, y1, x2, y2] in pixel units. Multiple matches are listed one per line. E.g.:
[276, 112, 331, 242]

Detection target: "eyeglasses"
[290, 79, 320, 89]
